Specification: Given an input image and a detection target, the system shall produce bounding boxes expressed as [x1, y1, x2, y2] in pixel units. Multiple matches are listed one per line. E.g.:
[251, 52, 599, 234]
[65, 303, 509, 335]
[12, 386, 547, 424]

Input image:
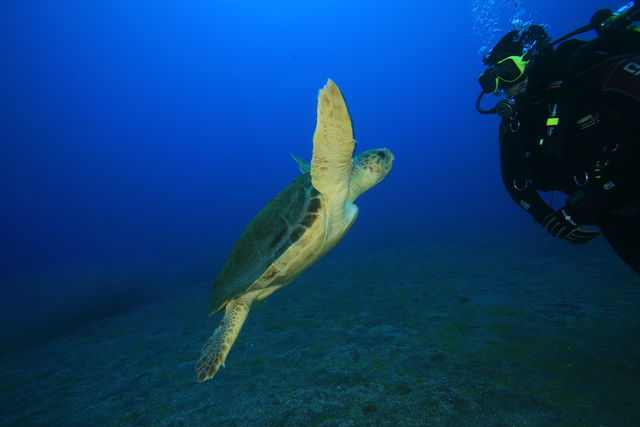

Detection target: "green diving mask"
[478, 55, 530, 94]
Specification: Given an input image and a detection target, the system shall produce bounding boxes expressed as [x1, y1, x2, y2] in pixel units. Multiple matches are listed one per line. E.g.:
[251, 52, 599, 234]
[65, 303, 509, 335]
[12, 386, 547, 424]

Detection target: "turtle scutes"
[207, 173, 321, 315]
[196, 79, 394, 382]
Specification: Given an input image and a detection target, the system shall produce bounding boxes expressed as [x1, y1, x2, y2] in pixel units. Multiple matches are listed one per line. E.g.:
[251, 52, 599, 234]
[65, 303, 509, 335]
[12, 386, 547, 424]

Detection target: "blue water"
[2, 2, 635, 421]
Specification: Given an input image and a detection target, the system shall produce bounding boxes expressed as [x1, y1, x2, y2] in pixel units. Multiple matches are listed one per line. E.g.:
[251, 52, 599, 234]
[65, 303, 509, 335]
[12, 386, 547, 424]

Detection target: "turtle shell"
[209, 173, 322, 313]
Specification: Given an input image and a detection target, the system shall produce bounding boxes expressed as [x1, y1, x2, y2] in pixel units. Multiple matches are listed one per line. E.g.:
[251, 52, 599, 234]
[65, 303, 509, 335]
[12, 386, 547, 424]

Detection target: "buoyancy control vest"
[505, 28, 640, 195]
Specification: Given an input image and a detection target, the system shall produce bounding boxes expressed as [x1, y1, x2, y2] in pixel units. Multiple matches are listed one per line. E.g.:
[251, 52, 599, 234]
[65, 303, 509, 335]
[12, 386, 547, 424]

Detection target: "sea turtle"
[196, 79, 394, 382]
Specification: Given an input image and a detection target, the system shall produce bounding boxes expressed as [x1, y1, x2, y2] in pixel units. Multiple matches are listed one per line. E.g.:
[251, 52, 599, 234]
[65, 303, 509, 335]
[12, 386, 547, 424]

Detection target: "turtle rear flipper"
[196, 294, 253, 382]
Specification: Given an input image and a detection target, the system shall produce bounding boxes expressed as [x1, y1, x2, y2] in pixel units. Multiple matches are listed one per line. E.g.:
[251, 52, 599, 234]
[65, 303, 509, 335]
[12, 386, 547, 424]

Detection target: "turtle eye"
[376, 151, 386, 159]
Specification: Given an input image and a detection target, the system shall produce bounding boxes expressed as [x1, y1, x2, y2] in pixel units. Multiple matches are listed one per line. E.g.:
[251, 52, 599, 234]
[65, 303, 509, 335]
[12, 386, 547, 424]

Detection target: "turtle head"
[349, 148, 394, 202]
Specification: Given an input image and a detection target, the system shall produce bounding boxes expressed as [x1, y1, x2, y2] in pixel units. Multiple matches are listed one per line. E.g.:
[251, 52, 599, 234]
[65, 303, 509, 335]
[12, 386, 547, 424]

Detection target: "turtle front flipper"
[311, 79, 355, 199]
[196, 294, 253, 382]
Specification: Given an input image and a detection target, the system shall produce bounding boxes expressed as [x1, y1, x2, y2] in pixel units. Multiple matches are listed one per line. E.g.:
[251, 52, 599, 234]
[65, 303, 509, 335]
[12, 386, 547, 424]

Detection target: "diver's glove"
[541, 208, 601, 244]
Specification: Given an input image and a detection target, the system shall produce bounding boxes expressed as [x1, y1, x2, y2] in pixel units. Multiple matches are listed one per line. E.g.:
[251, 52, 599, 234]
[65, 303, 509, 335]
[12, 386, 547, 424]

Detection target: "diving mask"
[478, 55, 529, 94]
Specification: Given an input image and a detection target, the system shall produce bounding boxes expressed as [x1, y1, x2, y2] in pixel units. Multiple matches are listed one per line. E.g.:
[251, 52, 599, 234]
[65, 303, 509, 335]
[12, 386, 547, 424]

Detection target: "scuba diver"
[476, 2, 640, 274]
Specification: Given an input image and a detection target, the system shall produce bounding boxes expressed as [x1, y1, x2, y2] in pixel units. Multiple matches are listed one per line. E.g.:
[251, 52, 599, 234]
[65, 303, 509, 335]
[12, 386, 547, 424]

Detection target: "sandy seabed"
[1, 233, 639, 426]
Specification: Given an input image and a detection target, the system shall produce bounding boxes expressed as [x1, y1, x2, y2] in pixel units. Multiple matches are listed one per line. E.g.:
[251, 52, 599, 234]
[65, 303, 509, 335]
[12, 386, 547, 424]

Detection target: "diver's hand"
[541, 209, 600, 244]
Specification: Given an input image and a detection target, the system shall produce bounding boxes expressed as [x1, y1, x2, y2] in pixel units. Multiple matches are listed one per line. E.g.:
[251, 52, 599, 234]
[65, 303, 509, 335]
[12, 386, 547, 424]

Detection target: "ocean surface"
[1, 1, 638, 426]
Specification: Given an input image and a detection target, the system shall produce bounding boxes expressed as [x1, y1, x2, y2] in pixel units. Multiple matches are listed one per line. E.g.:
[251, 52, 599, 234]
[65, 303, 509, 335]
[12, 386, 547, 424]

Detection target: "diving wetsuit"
[499, 45, 640, 274]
